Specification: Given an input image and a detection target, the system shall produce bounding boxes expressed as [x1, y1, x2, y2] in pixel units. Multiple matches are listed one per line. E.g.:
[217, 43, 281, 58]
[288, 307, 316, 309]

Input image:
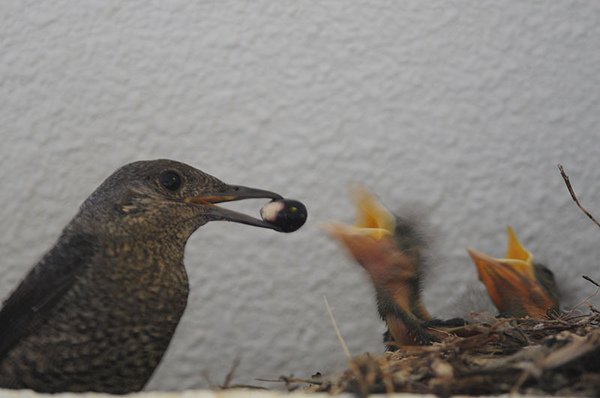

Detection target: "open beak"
[467, 227, 557, 318]
[327, 185, 395, 242]
[185, 184, 284, 231]
[468, 227, 536, 292]
[326, 186, 398, 265]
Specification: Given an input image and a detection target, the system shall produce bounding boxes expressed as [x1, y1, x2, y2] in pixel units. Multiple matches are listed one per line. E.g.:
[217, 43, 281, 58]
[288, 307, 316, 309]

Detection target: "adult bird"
[467, 227, 560, 319]
[327, 187, 465, 349]
[0, 159, 292, 393]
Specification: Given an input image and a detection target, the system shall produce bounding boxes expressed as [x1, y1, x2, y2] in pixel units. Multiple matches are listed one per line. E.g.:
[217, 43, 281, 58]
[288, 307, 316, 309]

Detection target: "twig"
[379, 356, 396, 394]
[220, 356, 241, 389]
[255, 376, 323, 386]
[323, 296, 371, 397]
[558, 164, 600, 228]
[563, 284, 600, 318]
[227, 384, 269, 390]
[511, 366, 534, 395]
[583, 275, 600, 288]
[509, 320, 532, 345]
[323, 295, 352, 359]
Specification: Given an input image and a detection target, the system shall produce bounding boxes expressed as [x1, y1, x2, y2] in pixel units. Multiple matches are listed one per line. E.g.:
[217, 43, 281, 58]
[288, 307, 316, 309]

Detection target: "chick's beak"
[185, 184, 284, 231]
[352, 185, 396, 239]
[505, 226, 533, 263]
[468, 227, 557, 317]
[326, 186, 397, 265]
[468, 226, 535, 283]
[467, 248, 530, 310]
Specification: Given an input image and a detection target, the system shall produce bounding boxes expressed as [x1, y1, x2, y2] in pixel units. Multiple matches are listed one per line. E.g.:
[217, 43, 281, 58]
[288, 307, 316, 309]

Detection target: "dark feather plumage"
[0, 159, 290, 393]
[0, 233, 98, 359]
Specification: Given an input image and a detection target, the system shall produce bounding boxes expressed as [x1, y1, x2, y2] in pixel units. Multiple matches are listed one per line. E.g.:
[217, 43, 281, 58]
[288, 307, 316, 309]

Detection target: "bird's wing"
[0, 232, 98, 358]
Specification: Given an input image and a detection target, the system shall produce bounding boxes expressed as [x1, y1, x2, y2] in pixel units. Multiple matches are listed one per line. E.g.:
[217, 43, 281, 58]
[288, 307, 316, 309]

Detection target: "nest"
[288, 165, 600, 397]
[293, 308, 600, 397]
[257, 166, 600, 396]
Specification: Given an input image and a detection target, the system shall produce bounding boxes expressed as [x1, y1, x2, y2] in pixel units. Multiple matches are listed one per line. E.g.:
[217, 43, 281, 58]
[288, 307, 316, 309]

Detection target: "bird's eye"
[159, 170, 182, 191]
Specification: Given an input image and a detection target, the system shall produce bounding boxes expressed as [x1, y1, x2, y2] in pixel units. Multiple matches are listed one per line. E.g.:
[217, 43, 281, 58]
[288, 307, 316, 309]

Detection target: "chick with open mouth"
[327, 187, 465, 349]
[468, 227, 560, 319]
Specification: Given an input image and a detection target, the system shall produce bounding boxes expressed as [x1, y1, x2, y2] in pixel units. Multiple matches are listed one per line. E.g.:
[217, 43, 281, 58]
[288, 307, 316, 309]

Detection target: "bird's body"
[0, 230, 188, 392]
[0, 159, 289, 393]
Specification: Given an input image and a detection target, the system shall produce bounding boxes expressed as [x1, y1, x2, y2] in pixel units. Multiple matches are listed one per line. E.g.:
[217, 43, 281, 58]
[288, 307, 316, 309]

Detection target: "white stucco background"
[1, 0, 600, 391]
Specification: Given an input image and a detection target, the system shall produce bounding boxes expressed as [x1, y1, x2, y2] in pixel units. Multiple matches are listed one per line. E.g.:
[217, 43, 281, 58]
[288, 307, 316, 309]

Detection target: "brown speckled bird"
[328, 187, 465, 349]
[0, 159, 291, 393]
[468, 227, 560, 319]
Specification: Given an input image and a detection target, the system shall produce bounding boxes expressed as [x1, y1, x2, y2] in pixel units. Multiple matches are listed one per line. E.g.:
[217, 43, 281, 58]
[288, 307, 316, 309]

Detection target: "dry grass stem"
[558, 164, 600, 229]
[323, 295, 352, 360]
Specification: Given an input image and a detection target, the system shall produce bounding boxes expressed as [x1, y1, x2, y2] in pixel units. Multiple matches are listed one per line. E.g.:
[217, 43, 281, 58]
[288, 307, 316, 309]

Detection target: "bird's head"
[468, 227, 559, 318]
[76, 159, 285, 239]
[326, 186, 416, 286]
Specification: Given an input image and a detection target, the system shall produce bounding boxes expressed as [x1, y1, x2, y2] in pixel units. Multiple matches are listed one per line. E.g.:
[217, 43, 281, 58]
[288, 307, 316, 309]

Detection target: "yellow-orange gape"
[468, 227, 560, 319]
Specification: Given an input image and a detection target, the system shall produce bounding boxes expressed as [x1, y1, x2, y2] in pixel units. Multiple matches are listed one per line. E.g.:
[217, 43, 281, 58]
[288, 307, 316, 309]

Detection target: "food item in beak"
[260, 199, 307, 233]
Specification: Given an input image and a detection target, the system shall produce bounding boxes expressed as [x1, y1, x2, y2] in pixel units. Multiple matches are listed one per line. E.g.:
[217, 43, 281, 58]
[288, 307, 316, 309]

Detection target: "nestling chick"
[327, 187, 465, 349]
[468, 227, 560, 319]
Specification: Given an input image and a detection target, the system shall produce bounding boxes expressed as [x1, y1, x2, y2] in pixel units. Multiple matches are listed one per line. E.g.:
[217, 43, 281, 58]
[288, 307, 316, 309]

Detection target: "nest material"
[301, 310, 600, 396]
[262, 166, 600, 396]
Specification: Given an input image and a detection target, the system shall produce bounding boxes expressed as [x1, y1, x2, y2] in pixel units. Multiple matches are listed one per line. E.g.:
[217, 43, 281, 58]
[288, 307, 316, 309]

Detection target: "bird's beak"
[468, 227, 536, 288]
[326, 185, 396, 259]
[467, 227, 556, 317]
[185, 184, 284, 231]
[467, 248, 533, 310]
[326, 185, 395, 239]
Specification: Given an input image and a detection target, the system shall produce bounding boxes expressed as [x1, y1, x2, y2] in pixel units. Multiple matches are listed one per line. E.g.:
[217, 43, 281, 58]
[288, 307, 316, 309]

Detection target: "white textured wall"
[2, 0, 600, 391]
